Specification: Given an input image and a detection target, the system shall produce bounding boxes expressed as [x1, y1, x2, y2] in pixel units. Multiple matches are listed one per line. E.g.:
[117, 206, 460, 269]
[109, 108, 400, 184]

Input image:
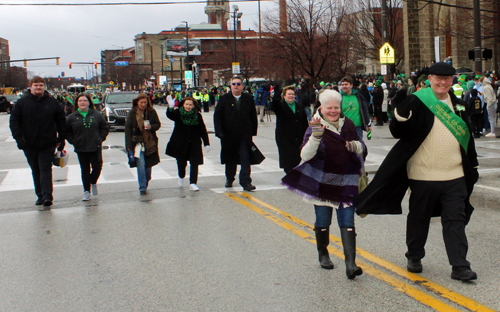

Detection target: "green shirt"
[78, 109, 88, 119]
[342, 94, 362, 127]
[285, 100, 296, 113]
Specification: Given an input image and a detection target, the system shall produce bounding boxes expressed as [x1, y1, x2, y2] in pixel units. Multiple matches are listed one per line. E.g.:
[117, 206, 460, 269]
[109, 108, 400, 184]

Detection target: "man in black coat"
[214, 76, 258, 191]
[354, 62, 479, 281]
[9, 76, 66, 209]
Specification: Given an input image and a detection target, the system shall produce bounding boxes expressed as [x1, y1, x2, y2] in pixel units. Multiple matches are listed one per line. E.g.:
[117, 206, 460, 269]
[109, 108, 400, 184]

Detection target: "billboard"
[166, 39, 201, 56]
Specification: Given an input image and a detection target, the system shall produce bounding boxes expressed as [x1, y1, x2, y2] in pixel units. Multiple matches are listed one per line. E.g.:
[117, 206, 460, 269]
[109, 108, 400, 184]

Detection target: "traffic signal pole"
[473, 0, 482, 74]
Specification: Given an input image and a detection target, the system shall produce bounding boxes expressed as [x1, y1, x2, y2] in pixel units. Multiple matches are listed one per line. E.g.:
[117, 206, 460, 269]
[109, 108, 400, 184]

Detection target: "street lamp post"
[231, 6, 243, 63]
[181, 21, 189, 89]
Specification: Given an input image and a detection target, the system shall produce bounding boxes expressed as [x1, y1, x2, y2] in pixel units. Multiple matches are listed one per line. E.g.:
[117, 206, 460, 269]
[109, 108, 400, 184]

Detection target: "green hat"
[396, 75, 401, 79]
[401, 74, 406, 78]
[393, 80, 397, 84]
[475, 75, 481, 79]
[378, 76, 383, 80]
[458, 74, 467, 82]
[320, 81, 325, 86]
[375, 80, 382, 87]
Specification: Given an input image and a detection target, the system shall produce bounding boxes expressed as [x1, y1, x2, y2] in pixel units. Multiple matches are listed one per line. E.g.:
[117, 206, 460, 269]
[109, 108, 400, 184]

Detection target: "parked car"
[101, 91, 138, 130]
[0, 94, 19, 114]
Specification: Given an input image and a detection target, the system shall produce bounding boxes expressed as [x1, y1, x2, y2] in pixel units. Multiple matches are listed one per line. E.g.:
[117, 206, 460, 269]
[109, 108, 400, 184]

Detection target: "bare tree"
[262, 0, 347, 82]
[347, 0, 405, 71]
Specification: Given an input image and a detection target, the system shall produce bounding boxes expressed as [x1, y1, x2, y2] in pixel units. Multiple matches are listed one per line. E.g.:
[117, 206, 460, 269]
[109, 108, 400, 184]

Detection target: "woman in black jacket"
[66, 94, 109, 201]
[270, 85, 309, 173]
[166, 97, 209, 191]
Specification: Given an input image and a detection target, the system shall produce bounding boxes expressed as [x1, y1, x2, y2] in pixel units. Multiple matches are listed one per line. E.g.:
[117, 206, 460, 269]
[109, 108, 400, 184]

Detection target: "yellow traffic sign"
[380, 43, 395, 64]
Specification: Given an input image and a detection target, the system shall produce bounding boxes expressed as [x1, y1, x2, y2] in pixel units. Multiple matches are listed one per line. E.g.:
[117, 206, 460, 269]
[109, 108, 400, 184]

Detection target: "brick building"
[0, 38, 10, 87]
[403, 0, 500, 74]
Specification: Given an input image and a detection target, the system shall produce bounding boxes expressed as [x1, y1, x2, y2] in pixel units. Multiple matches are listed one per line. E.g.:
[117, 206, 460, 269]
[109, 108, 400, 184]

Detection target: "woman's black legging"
[77, 151, 103, 192]
[177, 159, 198, 184]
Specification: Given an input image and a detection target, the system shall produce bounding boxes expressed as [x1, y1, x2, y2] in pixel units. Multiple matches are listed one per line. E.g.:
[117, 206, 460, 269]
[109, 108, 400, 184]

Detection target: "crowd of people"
[9, 60, 497, 282]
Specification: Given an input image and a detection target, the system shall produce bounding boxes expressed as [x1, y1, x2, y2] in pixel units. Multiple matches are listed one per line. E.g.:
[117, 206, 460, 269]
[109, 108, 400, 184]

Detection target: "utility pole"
[381, 0, 390, 77]
[160, 44, 164, 76]
[473, 0, 482, 74]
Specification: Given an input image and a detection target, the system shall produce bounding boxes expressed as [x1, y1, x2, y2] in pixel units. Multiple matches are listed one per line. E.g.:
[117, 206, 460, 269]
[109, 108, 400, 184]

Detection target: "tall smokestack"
[280, 0, 287, 33]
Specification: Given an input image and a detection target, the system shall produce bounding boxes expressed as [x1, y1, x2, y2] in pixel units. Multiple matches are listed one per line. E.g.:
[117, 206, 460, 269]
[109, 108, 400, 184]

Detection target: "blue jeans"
[136, 150, 151, 191]
[314, 204, 355, 228]
[304, 106, 312, 121]
[356, 126, 364, 141]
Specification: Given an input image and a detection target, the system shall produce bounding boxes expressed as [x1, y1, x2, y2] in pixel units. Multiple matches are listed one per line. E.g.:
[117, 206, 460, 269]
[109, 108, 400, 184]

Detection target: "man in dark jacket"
[339, 76, 372, 140]
[354, 62, 479, 281]
[9, 76, 66, 209]
[214, 76, 258, 191]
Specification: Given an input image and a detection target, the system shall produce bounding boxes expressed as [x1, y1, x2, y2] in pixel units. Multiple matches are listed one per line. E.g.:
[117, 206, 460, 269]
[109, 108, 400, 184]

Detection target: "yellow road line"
[234, 192, 496, 312]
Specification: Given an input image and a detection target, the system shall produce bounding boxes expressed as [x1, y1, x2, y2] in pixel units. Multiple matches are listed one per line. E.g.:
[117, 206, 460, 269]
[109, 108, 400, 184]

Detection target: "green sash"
[413, 88, 469, 152]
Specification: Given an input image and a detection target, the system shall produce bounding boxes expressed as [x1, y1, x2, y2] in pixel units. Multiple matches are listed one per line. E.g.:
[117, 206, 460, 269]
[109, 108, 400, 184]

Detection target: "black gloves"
[16, 140, 27, 150]
[57, 140, 65, 152]
[392, 89, 411, 118]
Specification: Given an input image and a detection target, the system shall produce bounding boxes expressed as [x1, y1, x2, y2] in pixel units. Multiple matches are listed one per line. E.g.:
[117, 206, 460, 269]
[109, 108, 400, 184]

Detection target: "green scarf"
[285, 100, 296, 113]
[413, 88, 470, 152]
[179, 107, 199, 126]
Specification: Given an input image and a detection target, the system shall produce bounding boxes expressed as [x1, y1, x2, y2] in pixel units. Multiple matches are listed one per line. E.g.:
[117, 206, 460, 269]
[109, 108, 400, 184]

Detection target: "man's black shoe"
[242, 184, 256, 191]
[140, 191, 147, 195]
[451, 266, 477, 281]
[225, 180, 233, 188]
[407, 259, 422, 273]
[39, 199, 52, 210]
[35, 198, 43, 205]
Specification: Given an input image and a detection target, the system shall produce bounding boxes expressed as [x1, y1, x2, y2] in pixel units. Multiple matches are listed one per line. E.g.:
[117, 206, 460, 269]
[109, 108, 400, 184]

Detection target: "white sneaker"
[91, 184, 98, 195]
[82, 191, 91, 201]
[485, 133, 496, 138]
[178, 178, 184, 187]
[189, 184, 200, 191]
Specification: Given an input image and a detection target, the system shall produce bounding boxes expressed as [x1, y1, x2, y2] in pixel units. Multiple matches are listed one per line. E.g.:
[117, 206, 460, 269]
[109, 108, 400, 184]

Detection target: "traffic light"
[94, 62, 98, 69]
[164, 59, 168, 66]
[69, 62, 72, 69]
[483, 48, 493, 60]
[468, 50, 474, 60]
[56, 57, 60, 65]
[24, 60, 27, 67]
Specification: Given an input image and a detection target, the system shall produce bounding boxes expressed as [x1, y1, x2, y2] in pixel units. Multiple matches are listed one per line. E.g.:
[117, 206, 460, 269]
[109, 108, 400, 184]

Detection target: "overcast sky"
[1, 0, 276, 79]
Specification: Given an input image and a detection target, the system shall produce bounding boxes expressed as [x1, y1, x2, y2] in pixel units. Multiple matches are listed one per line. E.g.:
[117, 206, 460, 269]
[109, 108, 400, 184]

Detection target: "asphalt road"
[0, 106, 499, 311]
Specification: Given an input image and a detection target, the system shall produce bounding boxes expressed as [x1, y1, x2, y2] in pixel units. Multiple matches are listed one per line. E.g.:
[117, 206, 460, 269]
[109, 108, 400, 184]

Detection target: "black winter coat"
[371, 86, 384, 107]
[125, 107, 161, 168]
[270, 97, 309, 170]
[66, 109, 109, 153]
[354, 91, 478, 224]
[166, 108, 209, 165]
[214, 92, 257, 164]
[10, 90, 66, 150]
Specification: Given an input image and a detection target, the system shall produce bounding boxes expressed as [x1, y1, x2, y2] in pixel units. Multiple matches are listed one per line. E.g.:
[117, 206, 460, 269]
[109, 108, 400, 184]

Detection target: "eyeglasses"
[232, 83, 241, 86]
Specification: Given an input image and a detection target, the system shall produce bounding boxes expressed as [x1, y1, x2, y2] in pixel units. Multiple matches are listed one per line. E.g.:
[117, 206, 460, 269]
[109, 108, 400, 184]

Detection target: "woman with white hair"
[282, 89, 367, 279]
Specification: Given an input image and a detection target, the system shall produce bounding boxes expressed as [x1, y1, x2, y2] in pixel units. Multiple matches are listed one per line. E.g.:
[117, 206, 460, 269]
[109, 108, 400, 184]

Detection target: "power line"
[1, 0, 272, 6]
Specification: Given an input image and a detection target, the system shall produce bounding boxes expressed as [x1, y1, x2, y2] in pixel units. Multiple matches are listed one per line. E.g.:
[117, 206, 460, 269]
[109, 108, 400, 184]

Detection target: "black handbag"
[249, 142, 265, 165]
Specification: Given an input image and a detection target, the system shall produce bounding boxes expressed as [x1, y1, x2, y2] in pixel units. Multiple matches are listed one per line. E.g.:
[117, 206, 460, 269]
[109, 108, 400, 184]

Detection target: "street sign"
[379, 43, 395, 64]
[115, 61, 129, 66]
[381, 64, 387, 75]
[232, 62, 240, 74]
[184, 71, 193, 80]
